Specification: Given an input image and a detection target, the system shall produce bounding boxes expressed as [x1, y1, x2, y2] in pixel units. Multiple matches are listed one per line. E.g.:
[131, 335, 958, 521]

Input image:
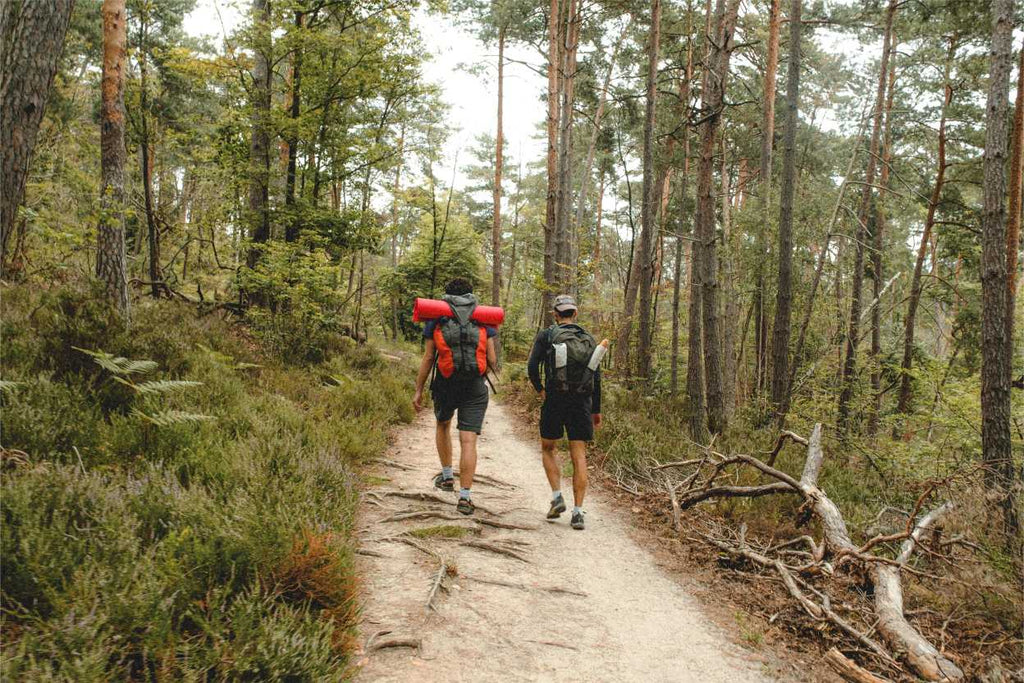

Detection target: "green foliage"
[1, 284, 416, 679]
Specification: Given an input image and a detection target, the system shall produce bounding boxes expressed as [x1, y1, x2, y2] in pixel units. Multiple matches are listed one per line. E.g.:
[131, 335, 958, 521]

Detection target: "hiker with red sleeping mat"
[412, 278, 498, 516]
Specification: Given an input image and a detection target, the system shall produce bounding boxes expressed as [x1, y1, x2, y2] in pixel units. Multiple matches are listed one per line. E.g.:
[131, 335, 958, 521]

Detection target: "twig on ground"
[356, 548, 389, 558]
[824, 647, 892, 683]
[365, 629, 422, 653]
[425, 561, 447, 612]
[524, 639, 579, 651]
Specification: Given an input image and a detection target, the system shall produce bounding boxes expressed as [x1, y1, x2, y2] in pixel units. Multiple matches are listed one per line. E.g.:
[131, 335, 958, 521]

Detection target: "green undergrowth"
[0, 282, 415, 680]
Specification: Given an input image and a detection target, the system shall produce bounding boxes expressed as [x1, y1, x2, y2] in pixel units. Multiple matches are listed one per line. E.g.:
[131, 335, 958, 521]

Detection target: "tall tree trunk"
[284, 10, 303, 243]
[720, 143, 739, 417]
[1006, 45, 1023, 343]
[593, 169, 605, 304]
[246, 0, 271, 269]
[492, 25, 505, 307]
[837, 0, 896, 431]
[543, 0, 562, 320]
[0, 0, 75, 277]
[896, 38, 955, 422]
[695, 0, 741, 436]
[769, 0, 800, 419]
[754, 0, 781, 395]
[635, 0, 663, 382]
[138, 24, 162, 299]
[555, 0, 580, 291]
[390, 125, 405, 340]
[868, 44, 897, 437]
[575, 21, 626, 247]
[979, 0, 1017, 538]
[671, 29, 695, 396]
[96, 0, 130, 317]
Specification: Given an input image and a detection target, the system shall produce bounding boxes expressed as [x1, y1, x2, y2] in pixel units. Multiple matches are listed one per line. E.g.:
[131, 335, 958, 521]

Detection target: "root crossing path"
[355, 400, 769, 682]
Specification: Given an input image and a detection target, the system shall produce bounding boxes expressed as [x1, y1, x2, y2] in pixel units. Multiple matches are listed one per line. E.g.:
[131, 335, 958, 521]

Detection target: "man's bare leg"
[458, 430, 478, 491]
[568, 440, 588, 507]
[541, 438, 561, 491]
[436, 420, 453, 468]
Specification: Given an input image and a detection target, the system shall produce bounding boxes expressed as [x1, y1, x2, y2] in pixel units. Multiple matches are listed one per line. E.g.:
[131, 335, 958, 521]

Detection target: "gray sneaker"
[570, 510, 585, 530]
[547, 494, 567, 519]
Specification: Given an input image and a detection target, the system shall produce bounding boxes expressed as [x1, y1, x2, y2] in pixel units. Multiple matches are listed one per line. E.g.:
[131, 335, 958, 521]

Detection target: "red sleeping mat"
[412, 298, 505, 326]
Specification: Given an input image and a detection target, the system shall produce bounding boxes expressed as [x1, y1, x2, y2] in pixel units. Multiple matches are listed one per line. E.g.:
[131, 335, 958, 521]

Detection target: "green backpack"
[546, 323, 597, 395]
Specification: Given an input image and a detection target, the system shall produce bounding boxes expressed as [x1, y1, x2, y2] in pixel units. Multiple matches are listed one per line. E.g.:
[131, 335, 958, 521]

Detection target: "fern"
[130, 380, 204, 395]
[0, 380, 22, 394]
[197, 343, 261, 372]
[74, 347, 158, 376]
[134, 409, 216, 427]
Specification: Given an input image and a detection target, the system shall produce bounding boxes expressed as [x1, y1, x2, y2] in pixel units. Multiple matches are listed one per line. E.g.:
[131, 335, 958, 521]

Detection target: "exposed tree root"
[425, 561, 447, 612]
[461, 539, 530, 563]
[381, 509, 536, 530]
[370, 490, 500, 515]
[365, 629, 422, 653]
[462, 575, 587, 597]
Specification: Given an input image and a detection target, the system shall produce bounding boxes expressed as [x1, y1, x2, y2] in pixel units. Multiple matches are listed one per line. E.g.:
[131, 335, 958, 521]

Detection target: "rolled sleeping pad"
[412, 297, 505, 326]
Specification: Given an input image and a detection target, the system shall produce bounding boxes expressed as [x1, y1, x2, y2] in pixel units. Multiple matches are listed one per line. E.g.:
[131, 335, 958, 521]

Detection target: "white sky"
[183, 1, 546, 191]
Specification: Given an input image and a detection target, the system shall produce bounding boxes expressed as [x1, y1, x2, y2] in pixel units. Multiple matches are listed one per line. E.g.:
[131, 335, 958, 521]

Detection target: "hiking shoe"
[433, 472, 455, 492]
[547, 494, 567, 519]
[570, 510, 585, 530]
[456, 497, 475, 516]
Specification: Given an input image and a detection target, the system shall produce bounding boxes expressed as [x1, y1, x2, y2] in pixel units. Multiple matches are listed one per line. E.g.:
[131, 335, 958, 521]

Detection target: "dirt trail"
[354, 400, 769, 682]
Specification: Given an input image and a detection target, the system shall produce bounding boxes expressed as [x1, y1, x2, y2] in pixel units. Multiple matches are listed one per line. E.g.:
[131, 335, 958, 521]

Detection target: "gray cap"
[553, 294, 578, 313]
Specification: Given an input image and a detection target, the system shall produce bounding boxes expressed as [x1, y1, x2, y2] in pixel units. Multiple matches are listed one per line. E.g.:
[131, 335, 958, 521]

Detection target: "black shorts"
[540, 394, 593, 441]
[432, 377, 489, 433]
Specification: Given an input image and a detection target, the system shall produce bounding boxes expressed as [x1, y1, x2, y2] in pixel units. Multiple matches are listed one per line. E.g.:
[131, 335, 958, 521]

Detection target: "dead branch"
[425, 561, 447, 612]
[825, 648, 892, 683]
[665, 480, 682, 533]
[765, 430, 809, 466]
[652, 458, 703, 471]
[678, 481, 798, 508]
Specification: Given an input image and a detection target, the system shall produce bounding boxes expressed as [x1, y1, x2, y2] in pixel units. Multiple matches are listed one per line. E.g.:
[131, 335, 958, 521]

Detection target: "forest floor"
[353, 398, 803, 682]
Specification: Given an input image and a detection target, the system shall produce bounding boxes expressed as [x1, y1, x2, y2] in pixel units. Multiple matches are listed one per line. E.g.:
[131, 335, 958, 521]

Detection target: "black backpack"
[432, 294, 488, 380]
[545, 323, 597, 395]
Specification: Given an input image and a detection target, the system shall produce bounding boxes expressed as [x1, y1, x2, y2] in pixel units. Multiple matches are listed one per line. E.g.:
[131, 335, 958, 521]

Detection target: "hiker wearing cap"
[527, 294, 604, 530]
[412, 278, 498, 516]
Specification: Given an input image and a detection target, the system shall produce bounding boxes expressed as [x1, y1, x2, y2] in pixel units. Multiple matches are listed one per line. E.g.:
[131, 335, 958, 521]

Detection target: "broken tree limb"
[825, 648, 892, 683]
[680, 423, 964, 681]
[765, 430, 809, 466]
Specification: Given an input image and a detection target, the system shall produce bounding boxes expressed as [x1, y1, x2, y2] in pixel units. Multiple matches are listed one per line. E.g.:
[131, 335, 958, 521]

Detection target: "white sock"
[573, 506, 583, 516]
[459, 488, 471, 500]
[442, 466, 453, 479]
[552, 490, 563, 502]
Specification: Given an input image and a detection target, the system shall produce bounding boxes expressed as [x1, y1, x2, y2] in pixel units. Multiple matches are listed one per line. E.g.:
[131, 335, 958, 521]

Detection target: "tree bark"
[769, 0, 801, 420]
[543, 0, 562, 321]
[1006, 45, 1023, 346]
[868, 44, 897, 437]
[636, 0, 663, 382]
[837, 0, 896, 432]
[896, 39, 955, 423]
[593, 169, 605, 304]
[284, 10, 304, 242]
[138, 19, 162, 299]
[492, 26, 505, 307]
[555, 0, 580, 292]
[695, 0, 741, 436]
[96, 0, 130, 317]
[720, 143, 738, 417]
[979, 0, 1017, 538]
[672, 30, 695, 396]
[754, 0, 782, 395]
[0, 0, 76, 277]
[246, 0, 271, 269]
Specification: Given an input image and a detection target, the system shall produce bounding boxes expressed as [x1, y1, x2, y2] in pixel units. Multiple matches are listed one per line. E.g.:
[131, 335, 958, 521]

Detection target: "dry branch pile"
[627, 423, 976, 681]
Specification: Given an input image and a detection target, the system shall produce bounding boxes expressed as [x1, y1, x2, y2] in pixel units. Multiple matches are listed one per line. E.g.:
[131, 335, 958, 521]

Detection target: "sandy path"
[354, 400, 769, 682]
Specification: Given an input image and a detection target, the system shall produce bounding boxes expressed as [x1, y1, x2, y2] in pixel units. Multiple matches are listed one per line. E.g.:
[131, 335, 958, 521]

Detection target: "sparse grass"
[407, 524, 474, 540]
[0, 282, 416, 680]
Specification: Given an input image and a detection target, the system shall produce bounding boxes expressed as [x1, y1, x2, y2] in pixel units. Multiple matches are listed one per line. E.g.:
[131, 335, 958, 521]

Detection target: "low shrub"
[0, 283, 416, 680]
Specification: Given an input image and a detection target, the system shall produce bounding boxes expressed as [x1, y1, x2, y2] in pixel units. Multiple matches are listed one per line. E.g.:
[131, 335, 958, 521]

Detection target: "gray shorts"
[432, 377, 489, 433]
